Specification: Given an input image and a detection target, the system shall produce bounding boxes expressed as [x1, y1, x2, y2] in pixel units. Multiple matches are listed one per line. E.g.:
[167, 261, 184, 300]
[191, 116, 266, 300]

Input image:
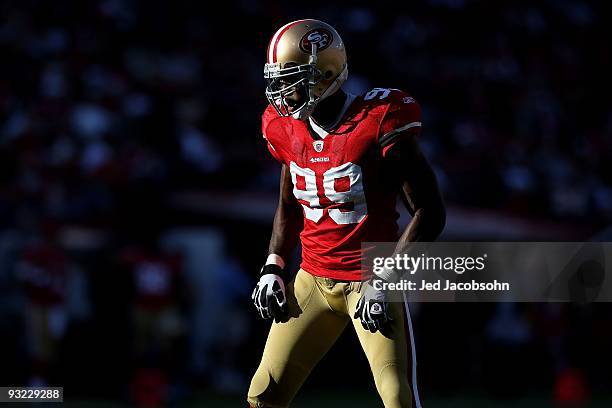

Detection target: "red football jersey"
[262, 88, 422, 280]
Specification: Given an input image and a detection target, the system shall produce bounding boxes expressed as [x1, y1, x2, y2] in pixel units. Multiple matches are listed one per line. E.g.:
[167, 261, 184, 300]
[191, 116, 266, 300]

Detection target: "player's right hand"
[252, 264, 288, 322]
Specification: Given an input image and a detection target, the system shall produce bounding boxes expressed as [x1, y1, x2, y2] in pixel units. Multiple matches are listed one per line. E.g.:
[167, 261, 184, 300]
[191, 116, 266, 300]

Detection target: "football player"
[249, 19, 445, 408]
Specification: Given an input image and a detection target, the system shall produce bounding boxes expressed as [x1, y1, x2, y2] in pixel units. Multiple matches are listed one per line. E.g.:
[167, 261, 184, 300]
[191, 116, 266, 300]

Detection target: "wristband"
[265, 253, 285, 269]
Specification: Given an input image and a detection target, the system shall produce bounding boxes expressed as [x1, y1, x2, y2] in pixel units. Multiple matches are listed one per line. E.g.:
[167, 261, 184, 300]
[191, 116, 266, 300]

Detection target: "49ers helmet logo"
[300, 28, 333, 53]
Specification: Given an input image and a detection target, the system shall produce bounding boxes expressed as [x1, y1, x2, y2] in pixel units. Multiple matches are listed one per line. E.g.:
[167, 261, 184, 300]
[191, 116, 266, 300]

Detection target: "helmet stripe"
[270, 19, 308, 63]
[268, 21, 295, 63]
[266, 41, 273, 64]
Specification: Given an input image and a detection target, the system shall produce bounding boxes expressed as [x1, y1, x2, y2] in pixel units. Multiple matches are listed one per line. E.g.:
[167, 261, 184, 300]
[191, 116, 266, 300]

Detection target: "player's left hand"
[354, 279, 391, 333]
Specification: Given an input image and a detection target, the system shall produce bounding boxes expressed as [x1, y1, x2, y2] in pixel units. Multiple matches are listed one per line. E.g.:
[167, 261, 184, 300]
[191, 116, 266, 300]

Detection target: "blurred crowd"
[1, 0, 611, 405]
[2, 0, 611, 231]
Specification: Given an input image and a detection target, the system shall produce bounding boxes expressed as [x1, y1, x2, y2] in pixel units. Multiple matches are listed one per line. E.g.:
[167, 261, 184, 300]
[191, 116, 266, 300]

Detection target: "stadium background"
[0, 0, 611, 406]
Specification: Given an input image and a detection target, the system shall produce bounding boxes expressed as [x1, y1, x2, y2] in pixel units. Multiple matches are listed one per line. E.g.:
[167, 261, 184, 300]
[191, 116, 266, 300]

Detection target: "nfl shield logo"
[313, 140, 324, 152]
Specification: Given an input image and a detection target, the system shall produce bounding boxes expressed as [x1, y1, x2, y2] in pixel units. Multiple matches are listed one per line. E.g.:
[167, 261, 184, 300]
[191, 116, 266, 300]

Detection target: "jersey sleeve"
[378, 92, 422, 157]
[262, 131, 282, 162]
[261, 106, 283, 163]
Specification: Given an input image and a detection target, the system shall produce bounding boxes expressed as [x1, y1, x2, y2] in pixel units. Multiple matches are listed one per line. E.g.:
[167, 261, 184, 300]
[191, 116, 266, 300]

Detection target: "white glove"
[354, 279, 391, 333]
[252, 264, 288, 322]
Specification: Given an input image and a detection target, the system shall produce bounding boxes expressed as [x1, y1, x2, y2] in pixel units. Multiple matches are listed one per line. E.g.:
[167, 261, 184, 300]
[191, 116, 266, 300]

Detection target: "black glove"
[252, 264, 288, 322]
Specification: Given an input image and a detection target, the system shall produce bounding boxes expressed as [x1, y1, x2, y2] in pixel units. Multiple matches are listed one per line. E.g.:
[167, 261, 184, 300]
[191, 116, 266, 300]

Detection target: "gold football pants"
[247, 269, 421, 408]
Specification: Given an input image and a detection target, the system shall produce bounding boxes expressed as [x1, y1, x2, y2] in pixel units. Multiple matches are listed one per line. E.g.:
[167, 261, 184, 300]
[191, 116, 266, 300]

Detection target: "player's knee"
[375, 363, 412, 408]
[247, 364, 288, 408]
